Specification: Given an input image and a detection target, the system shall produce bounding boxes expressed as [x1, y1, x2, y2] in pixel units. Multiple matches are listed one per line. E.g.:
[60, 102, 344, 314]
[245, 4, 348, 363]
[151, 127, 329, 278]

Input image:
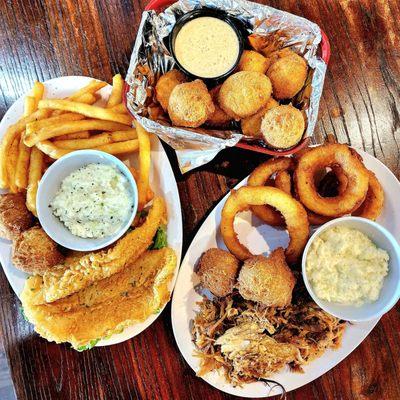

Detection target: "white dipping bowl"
[302, 216, 400, 322]
[37, 150, 138, 252]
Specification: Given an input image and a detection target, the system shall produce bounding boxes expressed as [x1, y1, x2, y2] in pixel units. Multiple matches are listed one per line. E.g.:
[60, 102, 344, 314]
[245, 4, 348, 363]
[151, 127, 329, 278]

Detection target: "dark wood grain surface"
[0, 0, 399, 399]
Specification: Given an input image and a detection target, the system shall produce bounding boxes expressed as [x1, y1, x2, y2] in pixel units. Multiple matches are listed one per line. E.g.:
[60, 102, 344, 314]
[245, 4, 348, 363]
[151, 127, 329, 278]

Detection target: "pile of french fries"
[0, 75, 153, 216]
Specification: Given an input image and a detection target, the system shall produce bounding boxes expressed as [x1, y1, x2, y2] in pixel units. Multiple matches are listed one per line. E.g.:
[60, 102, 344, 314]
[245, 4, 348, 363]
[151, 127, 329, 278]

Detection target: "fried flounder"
[37, 197, 167, 304]
[21, 247, 177, 349]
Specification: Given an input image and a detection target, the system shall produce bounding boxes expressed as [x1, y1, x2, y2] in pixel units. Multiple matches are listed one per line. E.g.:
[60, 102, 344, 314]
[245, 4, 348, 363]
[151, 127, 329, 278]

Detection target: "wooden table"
[0, 1, 399, 399]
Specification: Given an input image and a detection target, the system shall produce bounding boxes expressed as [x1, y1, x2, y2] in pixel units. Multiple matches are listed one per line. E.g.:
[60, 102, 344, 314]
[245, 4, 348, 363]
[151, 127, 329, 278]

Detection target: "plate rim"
[171, 149, 399, 397]
[0, 75, 183, 346]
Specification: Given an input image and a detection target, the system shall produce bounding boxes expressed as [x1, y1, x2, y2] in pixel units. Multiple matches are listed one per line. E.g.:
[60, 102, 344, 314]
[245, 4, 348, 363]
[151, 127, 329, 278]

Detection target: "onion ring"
[220, 186, 309, 264]
[275, 170, 292, 194]
[294, 144, 369, 217]
[247, 158, 295, 226]
[352, 170, 384, 220]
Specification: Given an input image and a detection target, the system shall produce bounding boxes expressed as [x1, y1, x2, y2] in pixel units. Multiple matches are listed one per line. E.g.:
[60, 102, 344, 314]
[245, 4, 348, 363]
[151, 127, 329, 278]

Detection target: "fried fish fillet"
[36, 197, 166, 304]
[21, 247, 177, 349]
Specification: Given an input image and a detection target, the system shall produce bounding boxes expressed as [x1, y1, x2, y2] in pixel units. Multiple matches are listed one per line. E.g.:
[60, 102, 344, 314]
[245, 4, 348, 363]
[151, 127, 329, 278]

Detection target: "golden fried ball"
[261, 105, 305, 149]
[218, 71, 272, 120]
[237, 50, 270, 74]
[155, 69, 187, 111]
[168, 80, 215, 128]
[240, 97, 279, 138]
[267, 52, 307, 99]
[238, 248, 295, 307]
[197, 248, 240, 297]
[0, 193, 34, 240]
[12, 226, 64, 274]
[205, 85, 232, 128]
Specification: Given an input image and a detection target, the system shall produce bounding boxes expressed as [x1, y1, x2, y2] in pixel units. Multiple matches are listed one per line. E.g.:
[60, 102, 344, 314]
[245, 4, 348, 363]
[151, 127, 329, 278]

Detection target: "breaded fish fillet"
[21, 247, 177, 349]
[37, 197, 166, 304]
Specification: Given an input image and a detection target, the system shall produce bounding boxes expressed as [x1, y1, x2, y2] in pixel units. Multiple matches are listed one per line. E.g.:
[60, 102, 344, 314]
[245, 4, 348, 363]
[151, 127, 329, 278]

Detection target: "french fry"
[15, 133, 32, 190]
[56, 131, 91, 140]
[53, 129, 137, 149]
[24, 119, 130, 146]
[6, 135, 21, 193]
[110, 103, 128, 114]
[24, 113, 86, 146]
[26, 147, 44, 216]
[136, 123, 151, 210]
[128, 166, 154, 202]
[24, 96, 36, 117]
[0, 109, 51, 188]
[93, 140, 139, 155]
[35, 141, 72, 160]
[106, 74, 124, 108]
[68, 80, 107, 100]
[38, 99, 132, 125]
[31, 81, 45, 109]
[51, 93, 98, 116]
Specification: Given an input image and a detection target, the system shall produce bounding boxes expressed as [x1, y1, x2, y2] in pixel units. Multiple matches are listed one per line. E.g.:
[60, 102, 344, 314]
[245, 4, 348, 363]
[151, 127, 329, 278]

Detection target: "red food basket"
[125, 0, 331, 156]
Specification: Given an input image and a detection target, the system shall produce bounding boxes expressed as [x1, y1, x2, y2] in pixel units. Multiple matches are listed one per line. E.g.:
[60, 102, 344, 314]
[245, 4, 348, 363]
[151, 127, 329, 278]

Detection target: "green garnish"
[76, 338, 100, 351]
[19, 306, 29, 322]
[150, 224, 168, 250]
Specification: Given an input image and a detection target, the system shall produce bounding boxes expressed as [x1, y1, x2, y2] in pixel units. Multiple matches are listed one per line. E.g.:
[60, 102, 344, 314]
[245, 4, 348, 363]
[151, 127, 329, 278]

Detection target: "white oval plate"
[171, 150, 400, 397]
[0, 76, 182, 346]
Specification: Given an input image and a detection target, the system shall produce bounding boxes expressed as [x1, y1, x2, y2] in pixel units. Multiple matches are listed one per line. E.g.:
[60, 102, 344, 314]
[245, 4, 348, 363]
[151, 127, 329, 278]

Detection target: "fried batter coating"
[197, 248, 240, 297]
[155, 69, 187, 111]
[267, 52, 307, 99]
[218, 71, 272, 120]
[205, 85, 232, 128]
[12, 226, 64, 274]
[0, 193, 34, 240]
[261, 105, 305, 149]
[238, 248, 295, 307]
[237, 50, 270, 74]
[168, 80, 215, 128]
[241, 97, 279, 138]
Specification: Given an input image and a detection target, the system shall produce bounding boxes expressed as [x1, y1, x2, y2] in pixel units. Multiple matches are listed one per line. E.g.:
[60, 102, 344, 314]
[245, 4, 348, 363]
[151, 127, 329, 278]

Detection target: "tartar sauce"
[51, 163, 133, 238]
[306, 226, 389, 306]
[174, 16, 240, 78]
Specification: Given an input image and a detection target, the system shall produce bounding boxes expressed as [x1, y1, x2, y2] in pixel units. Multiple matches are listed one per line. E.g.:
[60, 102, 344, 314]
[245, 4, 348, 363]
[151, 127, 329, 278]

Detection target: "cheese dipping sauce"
[174, 17, 240, 78]
[50, 163, 133, 239]
[306, 226, 389, 306]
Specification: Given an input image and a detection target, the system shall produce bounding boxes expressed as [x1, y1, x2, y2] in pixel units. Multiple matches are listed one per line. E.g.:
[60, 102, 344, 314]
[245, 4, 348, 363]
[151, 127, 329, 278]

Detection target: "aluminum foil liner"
[126, 0, 327, 173]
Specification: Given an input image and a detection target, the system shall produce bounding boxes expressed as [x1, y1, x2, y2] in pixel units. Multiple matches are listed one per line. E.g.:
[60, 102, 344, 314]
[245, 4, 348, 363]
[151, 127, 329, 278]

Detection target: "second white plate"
[171, 150, 400, 397]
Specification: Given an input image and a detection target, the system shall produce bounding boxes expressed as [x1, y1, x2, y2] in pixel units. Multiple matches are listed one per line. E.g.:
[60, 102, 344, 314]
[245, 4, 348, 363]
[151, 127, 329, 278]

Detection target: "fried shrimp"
[267, 52, 307, 99]
[218, 71, 272, 120]
[155, 69, 187, 111]
[197, 248, 240, 297]
[238, 248, 296, 307]
[168, 80, 214, 128]
[261, 105, 305, 149]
